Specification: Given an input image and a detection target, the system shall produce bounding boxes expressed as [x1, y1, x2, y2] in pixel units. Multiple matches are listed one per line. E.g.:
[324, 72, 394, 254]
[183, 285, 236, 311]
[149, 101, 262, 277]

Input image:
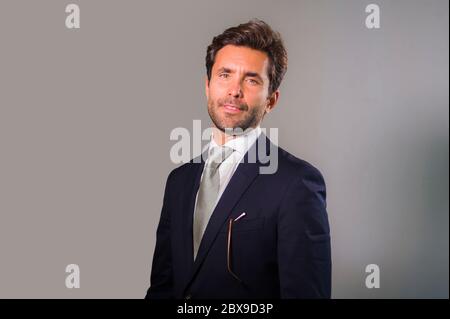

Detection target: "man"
[146, 19, 331, 299]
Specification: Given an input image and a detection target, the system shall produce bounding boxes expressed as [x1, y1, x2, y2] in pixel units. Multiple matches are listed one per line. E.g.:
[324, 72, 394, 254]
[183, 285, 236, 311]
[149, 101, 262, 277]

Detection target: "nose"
[227, 80, 243, 98]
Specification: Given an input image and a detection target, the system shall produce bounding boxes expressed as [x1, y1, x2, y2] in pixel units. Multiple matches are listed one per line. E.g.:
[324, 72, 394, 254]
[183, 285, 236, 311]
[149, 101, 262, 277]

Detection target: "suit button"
[185, 294, 192, 300]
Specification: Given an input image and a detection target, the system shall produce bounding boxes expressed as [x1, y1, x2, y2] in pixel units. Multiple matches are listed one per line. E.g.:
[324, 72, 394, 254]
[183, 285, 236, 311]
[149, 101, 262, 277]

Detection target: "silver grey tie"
[193, 145, 234, 260]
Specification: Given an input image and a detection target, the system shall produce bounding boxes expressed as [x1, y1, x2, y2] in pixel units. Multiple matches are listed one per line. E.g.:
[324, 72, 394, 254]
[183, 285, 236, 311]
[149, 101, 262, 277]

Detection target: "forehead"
[213, 45, 269, 77]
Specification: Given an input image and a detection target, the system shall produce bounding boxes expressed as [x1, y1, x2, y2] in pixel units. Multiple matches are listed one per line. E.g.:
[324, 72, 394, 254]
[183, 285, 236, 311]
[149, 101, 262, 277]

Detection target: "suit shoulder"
[166, 160, 201, 182]
[276, 146, 325, 184]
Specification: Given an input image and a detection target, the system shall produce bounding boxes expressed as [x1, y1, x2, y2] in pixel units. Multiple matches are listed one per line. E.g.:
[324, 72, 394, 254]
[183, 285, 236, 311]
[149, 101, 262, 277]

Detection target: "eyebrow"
[217, 67, 264, 82]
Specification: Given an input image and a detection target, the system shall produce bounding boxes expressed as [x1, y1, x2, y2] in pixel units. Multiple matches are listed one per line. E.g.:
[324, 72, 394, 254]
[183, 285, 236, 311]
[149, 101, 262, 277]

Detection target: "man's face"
[206, 45, 279, 133]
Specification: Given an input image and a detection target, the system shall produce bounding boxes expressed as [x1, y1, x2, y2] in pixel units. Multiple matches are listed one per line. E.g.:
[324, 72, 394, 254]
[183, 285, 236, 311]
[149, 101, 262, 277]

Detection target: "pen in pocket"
[234, 212, 246, 222]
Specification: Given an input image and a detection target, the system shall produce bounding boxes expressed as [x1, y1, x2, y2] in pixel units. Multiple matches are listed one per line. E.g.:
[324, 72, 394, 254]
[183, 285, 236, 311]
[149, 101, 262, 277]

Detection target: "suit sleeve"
[145, 171, 174, 299]
[277, 164, 332, 298]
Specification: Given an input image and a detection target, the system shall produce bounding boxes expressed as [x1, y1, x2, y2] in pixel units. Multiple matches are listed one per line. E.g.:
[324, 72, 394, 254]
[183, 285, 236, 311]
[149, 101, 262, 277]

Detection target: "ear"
[265, 90, 280, 114]
[205, 76, 210, 100]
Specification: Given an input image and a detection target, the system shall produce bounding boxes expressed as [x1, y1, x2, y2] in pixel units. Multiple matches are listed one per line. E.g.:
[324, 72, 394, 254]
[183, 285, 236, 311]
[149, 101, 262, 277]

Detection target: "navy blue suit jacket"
[146, 134, 331, 299]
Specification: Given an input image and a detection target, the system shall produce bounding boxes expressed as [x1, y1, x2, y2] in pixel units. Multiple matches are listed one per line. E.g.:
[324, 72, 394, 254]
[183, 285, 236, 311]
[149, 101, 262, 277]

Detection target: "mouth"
[222, 104, 243, 114]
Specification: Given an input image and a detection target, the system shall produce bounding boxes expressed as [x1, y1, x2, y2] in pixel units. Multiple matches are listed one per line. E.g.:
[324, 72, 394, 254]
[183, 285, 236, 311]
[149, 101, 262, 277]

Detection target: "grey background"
[0, 0, 448, 298]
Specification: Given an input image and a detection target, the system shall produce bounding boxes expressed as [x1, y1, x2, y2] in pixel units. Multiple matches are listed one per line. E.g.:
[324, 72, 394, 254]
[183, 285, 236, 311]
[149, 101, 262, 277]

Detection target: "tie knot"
[207, 145, 234, 170]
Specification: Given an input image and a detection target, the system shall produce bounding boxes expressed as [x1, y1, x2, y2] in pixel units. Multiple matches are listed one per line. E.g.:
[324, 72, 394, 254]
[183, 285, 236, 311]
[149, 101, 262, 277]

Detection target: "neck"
[212, 127, 235, 146]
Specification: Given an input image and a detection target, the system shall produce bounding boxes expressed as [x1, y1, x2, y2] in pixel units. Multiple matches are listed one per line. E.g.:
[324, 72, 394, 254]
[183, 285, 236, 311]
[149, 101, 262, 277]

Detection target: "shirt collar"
[209, 126, 262, 157]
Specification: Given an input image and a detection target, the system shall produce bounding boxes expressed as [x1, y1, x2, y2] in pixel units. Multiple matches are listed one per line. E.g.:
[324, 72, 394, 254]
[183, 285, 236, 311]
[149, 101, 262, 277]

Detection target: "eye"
[247, 78, 259, 85]
[218, 73, 230, 79]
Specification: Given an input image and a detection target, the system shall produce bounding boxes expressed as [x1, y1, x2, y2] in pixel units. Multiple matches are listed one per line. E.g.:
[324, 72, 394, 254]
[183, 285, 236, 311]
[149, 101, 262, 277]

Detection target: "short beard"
[207, 99, 264, 135]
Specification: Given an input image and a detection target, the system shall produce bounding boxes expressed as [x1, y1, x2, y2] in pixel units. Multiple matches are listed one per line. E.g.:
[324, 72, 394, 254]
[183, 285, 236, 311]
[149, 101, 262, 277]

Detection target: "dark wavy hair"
[206, 19, 288, 95]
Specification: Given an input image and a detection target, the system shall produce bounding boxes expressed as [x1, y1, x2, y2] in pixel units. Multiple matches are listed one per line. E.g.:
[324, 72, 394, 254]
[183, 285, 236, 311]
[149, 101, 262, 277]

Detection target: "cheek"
[245, 90, 268, 107]
[209, 81, 228, 96]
